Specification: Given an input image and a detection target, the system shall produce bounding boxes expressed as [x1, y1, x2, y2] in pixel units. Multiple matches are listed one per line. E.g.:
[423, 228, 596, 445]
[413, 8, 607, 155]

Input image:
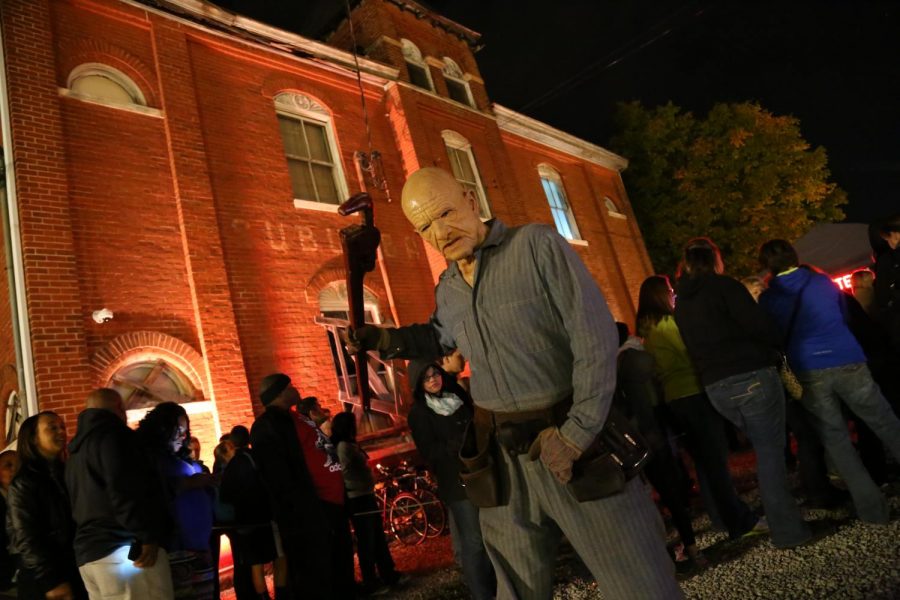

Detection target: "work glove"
[528, 426, 583, 484]
[341, 325, 390, 354]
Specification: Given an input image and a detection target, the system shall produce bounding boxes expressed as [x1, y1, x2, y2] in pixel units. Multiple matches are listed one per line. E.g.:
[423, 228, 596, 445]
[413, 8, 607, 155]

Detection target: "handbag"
[778, 277, 811, 400]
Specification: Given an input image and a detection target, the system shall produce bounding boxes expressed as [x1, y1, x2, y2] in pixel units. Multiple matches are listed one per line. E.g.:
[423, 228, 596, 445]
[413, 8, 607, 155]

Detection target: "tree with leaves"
[610, 101, 846, 276]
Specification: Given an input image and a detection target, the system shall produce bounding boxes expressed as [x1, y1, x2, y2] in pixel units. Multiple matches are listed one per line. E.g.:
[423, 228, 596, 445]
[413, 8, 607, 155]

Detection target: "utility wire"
[518, 2, 709, 113]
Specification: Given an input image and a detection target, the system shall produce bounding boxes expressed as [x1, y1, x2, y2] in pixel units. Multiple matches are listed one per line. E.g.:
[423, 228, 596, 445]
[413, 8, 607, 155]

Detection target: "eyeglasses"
[423, 371, 442, 381]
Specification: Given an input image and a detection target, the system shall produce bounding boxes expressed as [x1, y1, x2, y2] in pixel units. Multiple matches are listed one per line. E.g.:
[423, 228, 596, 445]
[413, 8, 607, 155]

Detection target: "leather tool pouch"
[567, 406, 652, 502]
[458, 407, 505, 508]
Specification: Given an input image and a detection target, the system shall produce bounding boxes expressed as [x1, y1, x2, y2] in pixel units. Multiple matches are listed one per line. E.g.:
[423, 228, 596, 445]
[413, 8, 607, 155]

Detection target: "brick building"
[0, 0, 653, 461]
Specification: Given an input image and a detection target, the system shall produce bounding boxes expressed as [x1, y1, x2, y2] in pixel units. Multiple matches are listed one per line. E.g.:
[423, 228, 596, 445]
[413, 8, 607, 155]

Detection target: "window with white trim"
[604, 196, 627, 218]
[67, 63, 146, 107]
[538, 165, 581, 240]
[441, 130, 491, 219]
[274, 92, 348, 207]
[442, 58, 473, 107]
[401, 39, 434, 91]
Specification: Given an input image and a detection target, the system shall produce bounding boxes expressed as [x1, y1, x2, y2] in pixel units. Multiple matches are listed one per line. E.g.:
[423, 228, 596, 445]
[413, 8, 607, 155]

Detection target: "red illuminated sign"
[832, 268, 873, 291]
[833, 274, 853, 290]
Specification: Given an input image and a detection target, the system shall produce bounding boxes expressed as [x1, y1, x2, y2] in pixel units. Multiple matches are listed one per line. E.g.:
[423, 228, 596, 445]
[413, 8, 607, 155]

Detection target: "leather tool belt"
[458, 397, 650, 506]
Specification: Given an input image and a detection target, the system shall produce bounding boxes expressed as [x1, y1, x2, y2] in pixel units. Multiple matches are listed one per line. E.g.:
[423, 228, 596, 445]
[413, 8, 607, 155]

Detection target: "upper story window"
[604, 196, 627, 219]
[442, 58, 473, 107]
[274, 92, 348, 210]
[442, 130, 490, 219]
[67, 63, 146, 108]
[401, 39, 434, 91]
[538, 165, 581, 241]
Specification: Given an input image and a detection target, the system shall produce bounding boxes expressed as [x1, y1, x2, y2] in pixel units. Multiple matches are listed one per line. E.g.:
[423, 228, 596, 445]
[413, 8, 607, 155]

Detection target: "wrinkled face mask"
[402, 168, 485, 262]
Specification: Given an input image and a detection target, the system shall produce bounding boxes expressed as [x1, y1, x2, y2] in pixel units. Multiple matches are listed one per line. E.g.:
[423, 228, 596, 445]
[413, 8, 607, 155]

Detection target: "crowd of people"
[0, 164, 897, 600]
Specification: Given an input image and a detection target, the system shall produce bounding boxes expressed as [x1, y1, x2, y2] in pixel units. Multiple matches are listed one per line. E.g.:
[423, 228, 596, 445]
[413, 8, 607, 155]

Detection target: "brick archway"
[303, 257, 387, 311]
[90, 331, 208, 399]
[59, 39, 160, 107]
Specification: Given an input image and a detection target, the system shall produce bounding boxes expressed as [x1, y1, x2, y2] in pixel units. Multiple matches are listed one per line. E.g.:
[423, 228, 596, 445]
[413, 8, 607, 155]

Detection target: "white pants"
[79, 546, 174, 600]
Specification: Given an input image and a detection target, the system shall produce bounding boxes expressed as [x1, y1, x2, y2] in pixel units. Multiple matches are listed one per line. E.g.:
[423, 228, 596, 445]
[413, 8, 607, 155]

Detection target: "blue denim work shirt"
[388, 220, 618, 451]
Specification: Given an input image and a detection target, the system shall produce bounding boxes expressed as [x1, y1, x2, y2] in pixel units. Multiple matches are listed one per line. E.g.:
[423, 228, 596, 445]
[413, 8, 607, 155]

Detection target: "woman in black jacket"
[407, 359, 495, 600]
[6, 411, 86, 600]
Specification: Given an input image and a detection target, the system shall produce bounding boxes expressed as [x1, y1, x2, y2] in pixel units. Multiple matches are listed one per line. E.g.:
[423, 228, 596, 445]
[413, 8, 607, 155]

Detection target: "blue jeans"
[798, 363, 900, 523]
[448, 499, 496, 600]
[705, 367, 811, 548]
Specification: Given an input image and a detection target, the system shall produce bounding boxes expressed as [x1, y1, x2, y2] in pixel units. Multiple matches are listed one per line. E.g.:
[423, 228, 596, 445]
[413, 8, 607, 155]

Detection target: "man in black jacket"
[250, 373, 335, 598]
[66, 388, 173, 599]
[673, 238, 813, 549]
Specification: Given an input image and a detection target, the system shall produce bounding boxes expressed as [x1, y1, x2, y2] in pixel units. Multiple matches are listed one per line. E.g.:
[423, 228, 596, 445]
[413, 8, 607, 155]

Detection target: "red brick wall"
[2, 0, 651, 436]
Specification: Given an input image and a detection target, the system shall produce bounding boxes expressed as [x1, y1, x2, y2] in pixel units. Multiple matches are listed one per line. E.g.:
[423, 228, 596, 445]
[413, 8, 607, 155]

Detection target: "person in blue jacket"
[758, 239, 900, 524]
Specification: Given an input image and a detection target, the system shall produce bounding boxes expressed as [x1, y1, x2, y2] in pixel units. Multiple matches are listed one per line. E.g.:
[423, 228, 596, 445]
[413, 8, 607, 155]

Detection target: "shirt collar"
[777, 266, 799, 277]
[478, 219, 508, 250]
[446, 219, 507, 283]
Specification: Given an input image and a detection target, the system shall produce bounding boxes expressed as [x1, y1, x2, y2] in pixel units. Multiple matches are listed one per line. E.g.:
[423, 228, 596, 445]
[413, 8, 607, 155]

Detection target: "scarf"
[425, 392, 464, 416]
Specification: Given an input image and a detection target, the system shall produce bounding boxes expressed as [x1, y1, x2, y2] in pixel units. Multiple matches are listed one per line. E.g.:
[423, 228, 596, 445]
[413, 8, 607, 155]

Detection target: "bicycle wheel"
[389, 492, 428, 546]
[415, 488, 446, 538]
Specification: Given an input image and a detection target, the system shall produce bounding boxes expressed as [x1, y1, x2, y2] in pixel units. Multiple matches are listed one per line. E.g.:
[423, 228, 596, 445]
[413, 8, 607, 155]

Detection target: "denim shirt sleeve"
[536, 230, 617, 452]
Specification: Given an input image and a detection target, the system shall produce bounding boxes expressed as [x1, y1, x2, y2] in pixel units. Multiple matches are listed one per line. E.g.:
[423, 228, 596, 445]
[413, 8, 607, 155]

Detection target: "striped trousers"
[479, 450, 683, 600]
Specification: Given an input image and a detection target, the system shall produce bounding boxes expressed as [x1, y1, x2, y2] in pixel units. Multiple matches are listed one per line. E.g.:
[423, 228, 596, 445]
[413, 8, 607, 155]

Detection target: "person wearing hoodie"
[758, 239, 900, 524]
[407, 358, 495, 600]
[674, 238, 814, 550]
[6, 412, 86, 600]
[65, 388, 173, 599]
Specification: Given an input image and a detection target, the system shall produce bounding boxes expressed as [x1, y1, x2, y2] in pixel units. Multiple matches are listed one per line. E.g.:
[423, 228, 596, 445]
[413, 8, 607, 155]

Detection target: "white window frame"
[441, 57, 474, 107]
[538, 165, 582, 241]
[60, 63, 161, 116]
[441, 130, 491, 219]
[274, 92, 349, 212]
[400, 39, 434, 92]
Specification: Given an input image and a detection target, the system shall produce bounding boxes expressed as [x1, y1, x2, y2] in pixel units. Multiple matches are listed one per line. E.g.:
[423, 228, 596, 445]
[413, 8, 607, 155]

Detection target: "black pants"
[642, 432, 696, 547]
[282, 502, 355, 600]
[347, 494, 398, 585]
[785, 399, 835, 498]
[666, 393, 758, 539]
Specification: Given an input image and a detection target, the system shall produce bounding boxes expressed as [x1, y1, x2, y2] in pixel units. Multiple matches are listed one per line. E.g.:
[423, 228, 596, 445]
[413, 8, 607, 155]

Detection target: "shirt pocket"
[485, 293, 558, 354]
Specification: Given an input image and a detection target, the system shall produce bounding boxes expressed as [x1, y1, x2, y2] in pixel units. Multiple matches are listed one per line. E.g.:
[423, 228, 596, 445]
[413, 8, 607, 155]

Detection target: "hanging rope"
[344, 0, 376, 160]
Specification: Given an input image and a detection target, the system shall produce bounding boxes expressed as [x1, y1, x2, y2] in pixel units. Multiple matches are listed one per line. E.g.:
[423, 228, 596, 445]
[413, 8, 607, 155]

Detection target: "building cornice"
[382, 0, 481, 47]
[493, 104, 628, 172]
[128, 0, 399, 81]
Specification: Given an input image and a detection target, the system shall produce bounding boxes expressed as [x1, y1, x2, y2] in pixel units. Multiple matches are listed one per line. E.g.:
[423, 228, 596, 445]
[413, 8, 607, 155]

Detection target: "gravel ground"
[222, 452, 900, 599]
[386, 462, 900, 600]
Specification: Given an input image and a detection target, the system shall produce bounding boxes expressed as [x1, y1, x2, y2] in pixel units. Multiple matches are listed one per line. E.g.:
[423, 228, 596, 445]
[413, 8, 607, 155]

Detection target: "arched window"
[604, 196, 626, 219]
[318, 281, 381, 323]
[401, 39, 433, 91]
[538, 165, 581, 241]
[274, 92, 348, 210]
[442, 58, 473, 107]
[441, 130, 490, 219]
[67, 63, 146, 107]
[109, 359, 201, 411]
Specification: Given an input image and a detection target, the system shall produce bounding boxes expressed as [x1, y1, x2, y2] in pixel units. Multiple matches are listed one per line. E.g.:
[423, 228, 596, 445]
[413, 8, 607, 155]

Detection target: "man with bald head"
[347, 167, 681, 599]
[66, 389, 174, 598]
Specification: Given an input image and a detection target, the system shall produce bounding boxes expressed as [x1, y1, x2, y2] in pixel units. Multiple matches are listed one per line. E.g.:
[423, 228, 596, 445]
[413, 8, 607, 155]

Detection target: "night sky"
[217, 0, 900, 224]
